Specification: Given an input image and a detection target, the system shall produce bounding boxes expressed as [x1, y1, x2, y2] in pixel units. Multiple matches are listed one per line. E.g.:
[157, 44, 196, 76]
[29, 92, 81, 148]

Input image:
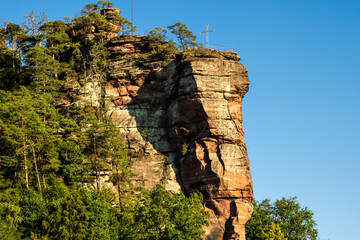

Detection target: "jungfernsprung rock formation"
[65, 22, 253, 239]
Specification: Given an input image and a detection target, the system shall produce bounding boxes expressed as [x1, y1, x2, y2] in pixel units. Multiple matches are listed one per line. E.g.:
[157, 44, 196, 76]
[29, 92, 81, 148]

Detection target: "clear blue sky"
[1, 1, 359, 239]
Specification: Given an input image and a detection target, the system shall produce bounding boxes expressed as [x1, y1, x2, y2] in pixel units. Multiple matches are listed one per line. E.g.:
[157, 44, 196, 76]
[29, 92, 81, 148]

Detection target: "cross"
[200, 24, 215, 49]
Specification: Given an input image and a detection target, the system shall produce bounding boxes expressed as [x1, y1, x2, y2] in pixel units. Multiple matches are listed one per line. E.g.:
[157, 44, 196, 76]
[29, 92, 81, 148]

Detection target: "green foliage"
[0, 202, 23, 229]
[261, 222, 287, 240]
[42, 190, 91, 239]
[73, 10, 115, 42]
[39, 20, 72, 62]
[0, 219, 22, 240]
[58, 139, 92, 185]
[124, 185, 209, 240]
[147, 27, 167, 41]
[0, 87, 82, 190]
[0, 23, 29, 89]
[98, 1, 114, 9]
[82, 4, 101, 15]
[134, 37, 179, 64]
[246, 197, 318, 240]
[181, 143, 189, 156]
[76, 108, 131, 193]
[167, 22, 199, 50]
[5, 23, 23, 49]
[140, 128, 150, 142]
[0, 2, 210, 240]
[18, 188, 48, 237]
[113, 14, 137, 36]
[81, 187, 120, 240]
[26, 44, 64, 98]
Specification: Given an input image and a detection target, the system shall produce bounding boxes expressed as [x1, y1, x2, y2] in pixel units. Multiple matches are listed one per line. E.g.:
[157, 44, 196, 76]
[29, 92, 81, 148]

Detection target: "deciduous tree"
[246, 197, 318, 240]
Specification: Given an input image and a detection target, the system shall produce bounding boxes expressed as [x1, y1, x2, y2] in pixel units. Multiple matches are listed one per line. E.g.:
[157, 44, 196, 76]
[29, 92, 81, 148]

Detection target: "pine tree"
[167, 22, 199, 50]
[0, 87, 70, 190]
[42, 191, 91, 240]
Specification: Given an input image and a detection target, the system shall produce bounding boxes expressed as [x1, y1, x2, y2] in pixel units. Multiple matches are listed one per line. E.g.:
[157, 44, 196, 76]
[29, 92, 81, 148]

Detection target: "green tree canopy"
[0, 2, 210, 239]
[147, 27, 167, 41]
[167, 22, 199, 50]
[123, 185, 209, 240]
[246, 197, 318, 240]
[98, 1, 114, 9]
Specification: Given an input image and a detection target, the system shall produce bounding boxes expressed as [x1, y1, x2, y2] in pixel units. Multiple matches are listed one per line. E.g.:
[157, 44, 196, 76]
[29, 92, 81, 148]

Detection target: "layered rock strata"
[67, 35, 253, 240]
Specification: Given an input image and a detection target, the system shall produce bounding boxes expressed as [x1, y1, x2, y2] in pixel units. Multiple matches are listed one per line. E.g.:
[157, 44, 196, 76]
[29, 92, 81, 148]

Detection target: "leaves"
[0, 2, 210, 240]
[167, 22, 199, 50]
[245, 197, 318, 240]
[129, 185, 209, 240]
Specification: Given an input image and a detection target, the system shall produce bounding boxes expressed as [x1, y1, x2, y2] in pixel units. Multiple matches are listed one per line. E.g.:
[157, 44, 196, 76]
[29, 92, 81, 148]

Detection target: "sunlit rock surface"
[69, 35, 253, 240]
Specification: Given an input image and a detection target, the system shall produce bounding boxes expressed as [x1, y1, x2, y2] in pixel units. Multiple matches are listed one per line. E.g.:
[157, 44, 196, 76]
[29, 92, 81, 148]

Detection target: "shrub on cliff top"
[167, 22, 200, 51]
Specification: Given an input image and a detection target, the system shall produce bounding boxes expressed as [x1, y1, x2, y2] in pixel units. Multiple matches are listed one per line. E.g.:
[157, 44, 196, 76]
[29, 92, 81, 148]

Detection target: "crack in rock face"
[70, 35, 253, 240]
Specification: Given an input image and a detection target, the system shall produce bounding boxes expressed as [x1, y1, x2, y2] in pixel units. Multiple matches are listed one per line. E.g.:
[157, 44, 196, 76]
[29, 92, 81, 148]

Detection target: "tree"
[0, 2, 212, 239]
[22, 11, 48, 37]
[76, 108, 132, 197]
[0, 87, 70, 190]
[80, 187, 120, 240]
[2, 23, 24, 88]
[97, 1, 114, 9]
[167, 22, 199, 50]
[261, 222, 287, 240]
[42, 190, 91, 239]
[82, 4, 101, 15]
[0, 219, 22, 240]
[127, 185, 209, 240]
[39, 20, 73, 73]
[17, 188, 48, 237]
[0, 88, 41, 189]
[0, 22, 33, 89]
[147, 27, 167, 41]
[102, 120, 133, 209]
[5, 23, 23, 52]
[245, 197, 318, 240]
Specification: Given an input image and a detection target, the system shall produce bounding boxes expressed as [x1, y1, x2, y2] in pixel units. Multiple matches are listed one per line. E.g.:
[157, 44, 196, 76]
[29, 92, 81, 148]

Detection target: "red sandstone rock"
[71, 36, 253, 240]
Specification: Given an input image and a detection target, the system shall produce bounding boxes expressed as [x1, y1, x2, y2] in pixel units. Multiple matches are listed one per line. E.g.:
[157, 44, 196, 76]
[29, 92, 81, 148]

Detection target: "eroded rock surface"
[68, 35, 253, 240]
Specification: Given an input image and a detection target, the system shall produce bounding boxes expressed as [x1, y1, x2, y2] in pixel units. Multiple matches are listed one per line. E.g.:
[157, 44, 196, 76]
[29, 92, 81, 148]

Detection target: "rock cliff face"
[68, 34, 253, 239]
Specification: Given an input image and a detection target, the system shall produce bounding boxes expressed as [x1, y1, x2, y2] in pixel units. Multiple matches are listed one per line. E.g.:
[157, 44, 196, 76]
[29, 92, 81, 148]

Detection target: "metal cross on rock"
[200, 24, 215, 49]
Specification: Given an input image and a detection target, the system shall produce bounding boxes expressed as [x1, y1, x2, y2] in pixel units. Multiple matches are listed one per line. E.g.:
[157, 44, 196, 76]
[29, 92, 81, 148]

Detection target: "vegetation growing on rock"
[0, 1, 209, 239]
[0, 1, 319, 240]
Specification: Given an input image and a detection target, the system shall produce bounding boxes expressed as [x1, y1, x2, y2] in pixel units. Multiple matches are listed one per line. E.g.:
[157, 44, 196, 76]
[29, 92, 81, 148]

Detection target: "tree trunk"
[42, 173, 46, 188]
[52, 53, 58, 80]
[96, 166, 101, 191]
[12, 58, 16, 73]
[22, 119, 29, 189]
[24, 136, 29, 189]
[39, 155, 46, 188]
[94, 139, 101, 190]
[115, 167, 123, 210]
[179, 34, 185, 50]
[43, 76, 46, 95]
[32, 146, 42, 191]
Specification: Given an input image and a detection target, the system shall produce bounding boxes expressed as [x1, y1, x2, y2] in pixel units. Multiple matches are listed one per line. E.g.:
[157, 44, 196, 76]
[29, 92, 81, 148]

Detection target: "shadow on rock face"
[105, 39, 252, 239]
[126, 57, 222, 196]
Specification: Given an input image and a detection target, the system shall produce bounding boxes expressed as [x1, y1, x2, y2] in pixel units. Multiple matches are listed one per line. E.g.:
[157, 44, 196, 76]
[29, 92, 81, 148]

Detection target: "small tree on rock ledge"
[167, 22, 199, 50]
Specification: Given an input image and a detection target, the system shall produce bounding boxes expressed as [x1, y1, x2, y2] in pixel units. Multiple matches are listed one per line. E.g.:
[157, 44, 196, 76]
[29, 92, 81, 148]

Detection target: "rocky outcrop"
[67, 34, 253, 239]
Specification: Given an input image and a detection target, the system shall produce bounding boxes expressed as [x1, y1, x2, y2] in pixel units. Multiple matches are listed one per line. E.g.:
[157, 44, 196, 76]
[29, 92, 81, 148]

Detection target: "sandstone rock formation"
[65, 31, 253, 239]
[101, 8, 122, 39]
